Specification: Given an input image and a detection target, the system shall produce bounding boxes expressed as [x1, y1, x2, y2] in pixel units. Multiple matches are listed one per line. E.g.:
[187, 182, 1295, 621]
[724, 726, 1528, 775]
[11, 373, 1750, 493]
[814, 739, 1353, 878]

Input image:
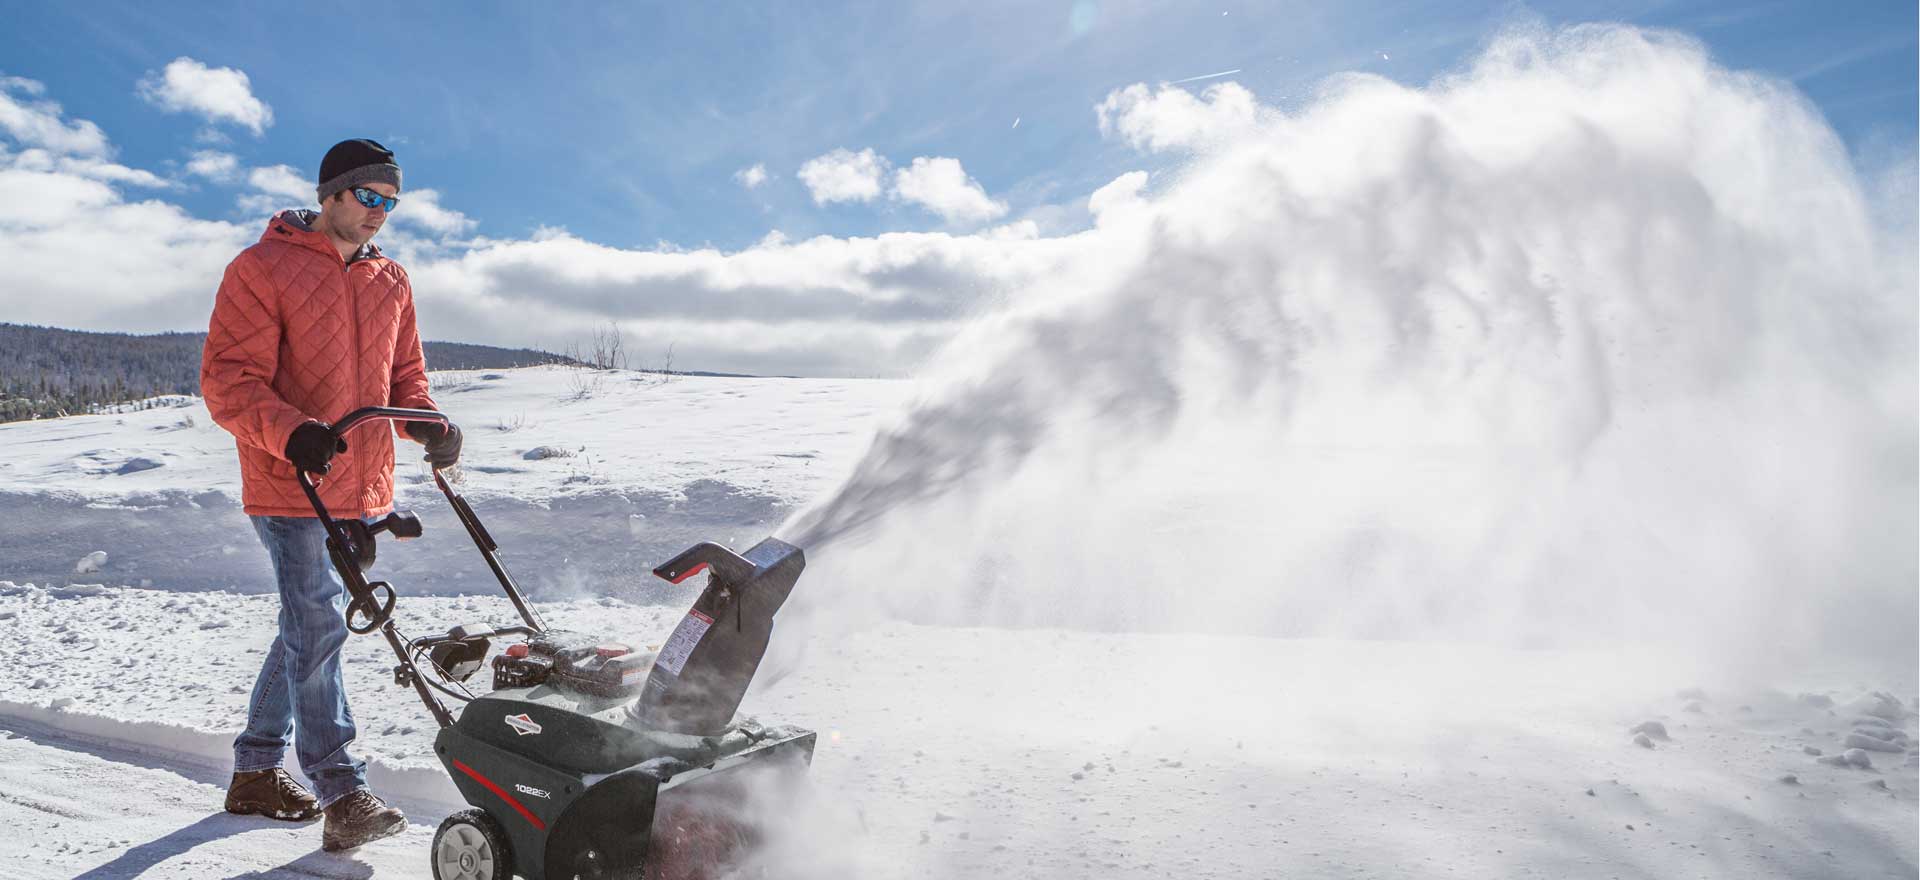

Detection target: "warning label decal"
[654, 610, 713, 677]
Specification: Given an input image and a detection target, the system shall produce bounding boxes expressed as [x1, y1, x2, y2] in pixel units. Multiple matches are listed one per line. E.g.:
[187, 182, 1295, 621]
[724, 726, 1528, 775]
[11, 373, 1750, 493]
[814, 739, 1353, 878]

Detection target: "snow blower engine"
[299, 407, 815, 880]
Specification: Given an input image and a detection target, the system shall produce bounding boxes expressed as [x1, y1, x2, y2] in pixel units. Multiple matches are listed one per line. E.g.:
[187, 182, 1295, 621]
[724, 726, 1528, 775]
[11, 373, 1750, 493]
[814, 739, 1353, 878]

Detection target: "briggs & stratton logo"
[504, 713, 543, 736]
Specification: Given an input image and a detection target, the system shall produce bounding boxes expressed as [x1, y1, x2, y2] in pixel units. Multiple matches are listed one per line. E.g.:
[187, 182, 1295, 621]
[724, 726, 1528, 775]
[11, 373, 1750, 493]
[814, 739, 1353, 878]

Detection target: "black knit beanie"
[316, 138, 402, 202]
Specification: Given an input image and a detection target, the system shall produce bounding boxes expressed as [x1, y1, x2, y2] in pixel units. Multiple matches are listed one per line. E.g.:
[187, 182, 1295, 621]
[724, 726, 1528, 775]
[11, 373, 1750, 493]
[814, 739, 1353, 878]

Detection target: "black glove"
[286, 422, 346, 474]
[406, 420, 463, 469]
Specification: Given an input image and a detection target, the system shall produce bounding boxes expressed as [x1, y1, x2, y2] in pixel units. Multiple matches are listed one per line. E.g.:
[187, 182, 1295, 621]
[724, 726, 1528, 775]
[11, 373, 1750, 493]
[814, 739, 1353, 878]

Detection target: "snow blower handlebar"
[295, 407, 449, 635]
[433, 467, 547, 633]
[293, 405, 543, 730]
[329, 405, 450, 437]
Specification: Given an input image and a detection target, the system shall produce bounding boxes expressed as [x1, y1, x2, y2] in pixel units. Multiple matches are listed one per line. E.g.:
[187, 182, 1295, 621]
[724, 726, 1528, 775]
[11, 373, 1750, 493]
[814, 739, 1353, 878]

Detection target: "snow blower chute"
[299, 407, 815, 880]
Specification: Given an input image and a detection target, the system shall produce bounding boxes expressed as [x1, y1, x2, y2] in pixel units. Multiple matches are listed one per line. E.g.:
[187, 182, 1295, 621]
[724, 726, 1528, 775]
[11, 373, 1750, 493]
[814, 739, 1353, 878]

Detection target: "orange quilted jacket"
[201, 210, 437, 518]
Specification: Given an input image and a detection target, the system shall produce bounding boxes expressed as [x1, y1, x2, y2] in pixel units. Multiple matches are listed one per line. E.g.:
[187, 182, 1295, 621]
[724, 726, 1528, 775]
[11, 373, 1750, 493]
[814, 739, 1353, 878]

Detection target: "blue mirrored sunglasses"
[350, 186, 399, 212]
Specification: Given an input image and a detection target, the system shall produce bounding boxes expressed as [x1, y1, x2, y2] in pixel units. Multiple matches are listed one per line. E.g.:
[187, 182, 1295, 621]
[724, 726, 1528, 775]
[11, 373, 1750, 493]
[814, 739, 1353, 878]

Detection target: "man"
[201, 138, 463, 852]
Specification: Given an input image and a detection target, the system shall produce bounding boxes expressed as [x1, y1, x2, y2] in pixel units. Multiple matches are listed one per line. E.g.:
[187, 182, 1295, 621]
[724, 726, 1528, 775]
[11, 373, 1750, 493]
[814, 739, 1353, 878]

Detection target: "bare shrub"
[582, 322, 626, 371]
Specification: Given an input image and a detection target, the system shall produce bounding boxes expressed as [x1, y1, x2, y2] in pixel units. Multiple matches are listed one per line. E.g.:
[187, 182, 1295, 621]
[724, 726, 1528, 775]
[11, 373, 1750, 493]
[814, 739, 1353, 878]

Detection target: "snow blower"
[298, 407, 815, 880]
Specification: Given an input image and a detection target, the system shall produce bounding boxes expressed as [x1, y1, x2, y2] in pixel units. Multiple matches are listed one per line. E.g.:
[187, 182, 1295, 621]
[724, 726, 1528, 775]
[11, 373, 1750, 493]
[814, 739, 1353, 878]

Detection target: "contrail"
[1166, 68, 1241, 85]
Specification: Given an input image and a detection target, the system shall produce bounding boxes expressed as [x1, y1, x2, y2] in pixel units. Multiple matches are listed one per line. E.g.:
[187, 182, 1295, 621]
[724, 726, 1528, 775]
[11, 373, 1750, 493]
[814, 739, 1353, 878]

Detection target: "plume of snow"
[780, 25, 1917, 681]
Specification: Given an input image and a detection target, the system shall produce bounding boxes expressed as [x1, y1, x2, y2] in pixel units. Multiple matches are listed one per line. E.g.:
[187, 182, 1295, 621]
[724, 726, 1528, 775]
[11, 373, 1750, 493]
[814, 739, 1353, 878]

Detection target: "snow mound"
[1847, 692, 1911, 722]
[1817, 748, 1874, 770]
[1845, 732, 1905, 753]
[1629, 720, 1670, 741]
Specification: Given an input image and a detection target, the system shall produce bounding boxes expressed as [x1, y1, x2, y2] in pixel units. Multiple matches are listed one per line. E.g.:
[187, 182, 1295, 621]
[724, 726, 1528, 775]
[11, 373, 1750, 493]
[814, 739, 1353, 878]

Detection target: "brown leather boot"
[322, 788, 408, 852]
[225, 768, 321, 821]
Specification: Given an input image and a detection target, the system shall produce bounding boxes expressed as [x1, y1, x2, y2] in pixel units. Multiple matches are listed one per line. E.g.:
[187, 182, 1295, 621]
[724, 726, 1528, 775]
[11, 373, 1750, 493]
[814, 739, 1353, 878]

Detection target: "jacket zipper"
[344, 252, 361, 516]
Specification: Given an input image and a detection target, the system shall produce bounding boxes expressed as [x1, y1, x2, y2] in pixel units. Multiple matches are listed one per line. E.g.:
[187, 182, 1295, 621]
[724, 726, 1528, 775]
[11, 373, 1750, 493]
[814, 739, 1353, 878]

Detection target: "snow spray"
[778, 25, 1915, 673]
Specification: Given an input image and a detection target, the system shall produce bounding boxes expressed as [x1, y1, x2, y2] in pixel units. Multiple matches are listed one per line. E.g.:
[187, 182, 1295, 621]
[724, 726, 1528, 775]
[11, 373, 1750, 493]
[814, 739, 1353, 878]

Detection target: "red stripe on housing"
[451, 758, 547, 831]
[666, 561, 710, 585]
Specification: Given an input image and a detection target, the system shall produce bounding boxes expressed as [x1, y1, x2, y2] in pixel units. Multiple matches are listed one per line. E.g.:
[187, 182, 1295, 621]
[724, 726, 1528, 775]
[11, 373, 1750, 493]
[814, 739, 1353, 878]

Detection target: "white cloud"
[236, 163, 312, 215]
[891, 156, 1007, 224]
[0, 163, 118, 227]
[0, 84, 171, 188]
[0, 76, 44, 96]
[388, 188, 476, 236]
[136, 57, 274, 136]
[797, 148, 889, 204]
[246, 164, 310, 199]
[0, 76, 110, 156]
[734, 163, 768, 189]
[402, 224, 1086, 376]
[60, 157, 171, 189]
[4, 147, 175, 189]
[184, 150, 239, 183]
[0, 164, 250, 331]
[1096, 81, 1261, 153]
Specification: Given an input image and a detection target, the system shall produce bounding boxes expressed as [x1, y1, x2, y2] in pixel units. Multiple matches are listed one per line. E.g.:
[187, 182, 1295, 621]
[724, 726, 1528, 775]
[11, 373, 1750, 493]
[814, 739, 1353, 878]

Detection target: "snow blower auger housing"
[299, 407, 816, 880]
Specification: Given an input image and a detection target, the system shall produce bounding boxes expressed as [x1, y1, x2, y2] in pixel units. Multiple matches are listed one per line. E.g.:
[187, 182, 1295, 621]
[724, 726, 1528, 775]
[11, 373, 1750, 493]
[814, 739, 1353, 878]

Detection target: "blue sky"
[3, 1, 1911, 249]
[0, 1, 1912, 374]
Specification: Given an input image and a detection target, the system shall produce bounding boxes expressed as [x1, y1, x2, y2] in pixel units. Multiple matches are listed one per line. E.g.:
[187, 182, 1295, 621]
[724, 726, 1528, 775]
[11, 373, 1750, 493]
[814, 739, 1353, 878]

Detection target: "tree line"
[0, 323, 573, 423]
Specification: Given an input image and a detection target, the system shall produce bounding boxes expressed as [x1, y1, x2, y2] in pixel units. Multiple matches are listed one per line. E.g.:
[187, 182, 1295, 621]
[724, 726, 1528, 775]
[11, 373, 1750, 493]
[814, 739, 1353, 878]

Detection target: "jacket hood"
[262, 209, 383, 263]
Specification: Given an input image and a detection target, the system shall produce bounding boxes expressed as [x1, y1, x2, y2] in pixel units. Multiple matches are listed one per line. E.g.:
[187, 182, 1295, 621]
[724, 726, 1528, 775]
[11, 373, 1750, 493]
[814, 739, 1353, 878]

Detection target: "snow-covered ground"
[0, 367, 901, 600]
[2, 368, 1914, 879]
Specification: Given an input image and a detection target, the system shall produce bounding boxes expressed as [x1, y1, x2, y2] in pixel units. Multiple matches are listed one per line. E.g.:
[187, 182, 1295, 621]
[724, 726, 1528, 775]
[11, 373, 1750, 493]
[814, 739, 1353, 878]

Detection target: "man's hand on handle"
[406, 420, 463, 469]
[286, 422, 347, 474]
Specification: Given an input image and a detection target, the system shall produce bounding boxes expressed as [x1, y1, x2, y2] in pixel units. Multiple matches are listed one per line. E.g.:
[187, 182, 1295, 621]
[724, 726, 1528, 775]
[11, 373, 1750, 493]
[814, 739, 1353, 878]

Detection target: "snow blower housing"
[300, 408, 815, 880]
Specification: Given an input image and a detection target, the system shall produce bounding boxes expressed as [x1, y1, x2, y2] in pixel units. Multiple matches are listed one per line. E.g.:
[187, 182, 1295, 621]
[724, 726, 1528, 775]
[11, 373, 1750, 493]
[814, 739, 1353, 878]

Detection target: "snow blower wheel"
[298, 407, 818, 880]
[433, 809, 515, 880]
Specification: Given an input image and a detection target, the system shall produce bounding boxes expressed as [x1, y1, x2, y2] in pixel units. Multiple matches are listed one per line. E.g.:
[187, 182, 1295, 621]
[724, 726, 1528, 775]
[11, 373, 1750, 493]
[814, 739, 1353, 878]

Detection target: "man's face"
[321, 181, 397, 246]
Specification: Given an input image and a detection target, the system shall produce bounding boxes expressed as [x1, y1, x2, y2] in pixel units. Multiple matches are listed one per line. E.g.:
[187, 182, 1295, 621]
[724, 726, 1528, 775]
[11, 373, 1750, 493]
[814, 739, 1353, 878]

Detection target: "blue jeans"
[233, 515, 367, 807]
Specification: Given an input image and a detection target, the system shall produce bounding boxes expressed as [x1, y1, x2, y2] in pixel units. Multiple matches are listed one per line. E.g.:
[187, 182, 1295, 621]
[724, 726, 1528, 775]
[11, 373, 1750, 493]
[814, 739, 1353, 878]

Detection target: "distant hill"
[424, 340, 580, 371]
[0, 323, 578, 422]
